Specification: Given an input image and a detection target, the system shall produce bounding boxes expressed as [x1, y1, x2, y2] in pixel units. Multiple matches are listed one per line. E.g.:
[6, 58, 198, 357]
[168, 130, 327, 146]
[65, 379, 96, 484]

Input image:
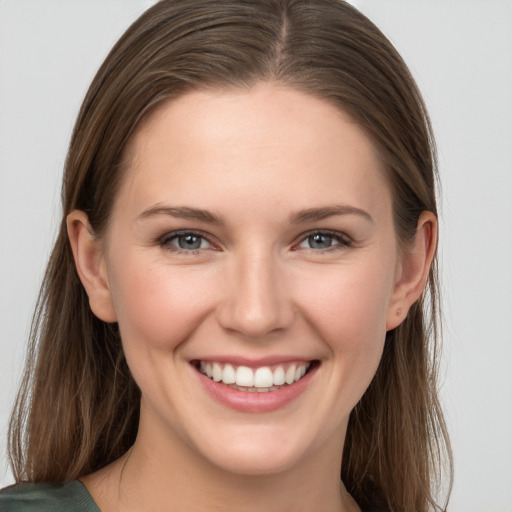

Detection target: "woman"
[1, 0, 452, 511]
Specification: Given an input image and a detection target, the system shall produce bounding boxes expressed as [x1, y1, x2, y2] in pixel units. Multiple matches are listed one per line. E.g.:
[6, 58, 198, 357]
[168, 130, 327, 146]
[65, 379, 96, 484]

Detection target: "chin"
[184, 420, 327, 478]
[204, 441, 305, 477]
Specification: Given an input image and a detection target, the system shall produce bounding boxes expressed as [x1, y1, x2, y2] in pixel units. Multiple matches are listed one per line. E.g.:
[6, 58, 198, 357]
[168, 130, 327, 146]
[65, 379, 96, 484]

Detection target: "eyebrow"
[137, 204, 373, 225]
[138, 205, 223, 225]
[289, 205, 373, 224]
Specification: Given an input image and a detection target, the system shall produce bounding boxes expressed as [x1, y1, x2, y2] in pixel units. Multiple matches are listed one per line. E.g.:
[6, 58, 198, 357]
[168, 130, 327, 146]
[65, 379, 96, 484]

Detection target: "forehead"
[118, 83, 391, 221]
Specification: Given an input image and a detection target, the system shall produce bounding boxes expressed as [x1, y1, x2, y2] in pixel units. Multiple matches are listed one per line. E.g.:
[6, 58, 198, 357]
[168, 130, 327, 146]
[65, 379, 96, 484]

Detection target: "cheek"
[294, 259, 395, 355]
[107, 255, 217, 352]
[299, 262, 394, 414]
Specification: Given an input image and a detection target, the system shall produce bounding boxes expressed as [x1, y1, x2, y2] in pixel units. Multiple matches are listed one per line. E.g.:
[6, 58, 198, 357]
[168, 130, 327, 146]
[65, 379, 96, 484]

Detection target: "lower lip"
[194, 364, 317, 413]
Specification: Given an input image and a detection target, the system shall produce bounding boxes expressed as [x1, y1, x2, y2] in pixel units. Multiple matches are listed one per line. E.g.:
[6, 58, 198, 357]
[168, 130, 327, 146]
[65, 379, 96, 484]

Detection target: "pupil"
[309, 234, 332, 249]
[179, 234, 201, 250]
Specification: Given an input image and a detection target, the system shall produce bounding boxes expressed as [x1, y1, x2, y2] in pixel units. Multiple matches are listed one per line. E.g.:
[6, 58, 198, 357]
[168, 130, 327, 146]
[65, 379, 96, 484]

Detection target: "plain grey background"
[1, 1, 511, 510]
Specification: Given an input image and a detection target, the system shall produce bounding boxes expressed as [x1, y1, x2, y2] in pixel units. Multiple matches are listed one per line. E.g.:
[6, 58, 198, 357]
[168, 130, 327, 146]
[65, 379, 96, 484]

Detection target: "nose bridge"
[217, 245, 293, 338]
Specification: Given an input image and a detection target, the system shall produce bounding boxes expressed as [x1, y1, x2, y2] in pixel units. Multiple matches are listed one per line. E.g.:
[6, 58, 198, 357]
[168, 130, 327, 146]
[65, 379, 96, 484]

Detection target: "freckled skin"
[71, 83, 430, 512]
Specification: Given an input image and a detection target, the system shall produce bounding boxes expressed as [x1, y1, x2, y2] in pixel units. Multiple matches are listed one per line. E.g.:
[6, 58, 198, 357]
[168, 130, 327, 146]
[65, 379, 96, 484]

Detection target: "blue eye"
[297, 231, 350, 250]
[160, 231, 211, 252]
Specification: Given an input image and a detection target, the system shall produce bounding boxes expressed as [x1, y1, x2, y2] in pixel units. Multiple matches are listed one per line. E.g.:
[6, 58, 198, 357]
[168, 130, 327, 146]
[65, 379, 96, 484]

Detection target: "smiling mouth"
[193, 360, 316, 392]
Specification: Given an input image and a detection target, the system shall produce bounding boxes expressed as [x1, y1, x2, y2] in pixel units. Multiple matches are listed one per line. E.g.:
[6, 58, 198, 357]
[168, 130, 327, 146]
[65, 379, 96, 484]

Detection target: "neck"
[118, 440, 349, 512]
[83, 405, 359, 512]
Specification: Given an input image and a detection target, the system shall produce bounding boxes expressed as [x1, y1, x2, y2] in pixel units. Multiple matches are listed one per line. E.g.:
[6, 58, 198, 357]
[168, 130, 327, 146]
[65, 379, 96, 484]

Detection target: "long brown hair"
[9, 1, 452, 510]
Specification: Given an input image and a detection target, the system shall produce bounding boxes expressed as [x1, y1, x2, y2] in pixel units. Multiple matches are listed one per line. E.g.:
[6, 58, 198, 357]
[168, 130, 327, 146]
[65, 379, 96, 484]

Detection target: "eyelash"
[158, 230, 214, 254]
[158, 229, 353, 254]
[294, 230, 353, 252]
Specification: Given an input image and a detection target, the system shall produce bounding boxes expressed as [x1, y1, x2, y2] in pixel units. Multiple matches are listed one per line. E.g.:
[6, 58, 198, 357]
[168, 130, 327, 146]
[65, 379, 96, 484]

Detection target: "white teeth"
[254, 367, 274, 388]
[212, 362, 222, 382]
[273, 366, 285, 386]
[199, 361, 311, 390]
[222, 364, 236, 384]
[236, 366, 254, 387]
[285, 364, 296, 385]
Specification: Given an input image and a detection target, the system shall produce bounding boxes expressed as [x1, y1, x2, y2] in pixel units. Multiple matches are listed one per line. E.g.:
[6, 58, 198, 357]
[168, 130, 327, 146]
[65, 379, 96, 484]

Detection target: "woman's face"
[97, 84, 405, 475]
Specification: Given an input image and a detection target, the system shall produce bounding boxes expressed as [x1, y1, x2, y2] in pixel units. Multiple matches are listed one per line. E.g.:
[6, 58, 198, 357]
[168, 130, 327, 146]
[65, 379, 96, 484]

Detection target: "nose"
[216, 249, 295, 339]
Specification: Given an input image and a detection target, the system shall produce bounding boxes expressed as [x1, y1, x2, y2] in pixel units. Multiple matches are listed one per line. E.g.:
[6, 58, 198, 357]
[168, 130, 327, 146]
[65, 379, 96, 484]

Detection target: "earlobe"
[67, 210, 117, 323]
[386, 211, 437, 331]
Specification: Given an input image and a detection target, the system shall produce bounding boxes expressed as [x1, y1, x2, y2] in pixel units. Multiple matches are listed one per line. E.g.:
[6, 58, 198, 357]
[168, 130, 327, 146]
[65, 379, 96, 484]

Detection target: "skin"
[68, 83, 436, 512]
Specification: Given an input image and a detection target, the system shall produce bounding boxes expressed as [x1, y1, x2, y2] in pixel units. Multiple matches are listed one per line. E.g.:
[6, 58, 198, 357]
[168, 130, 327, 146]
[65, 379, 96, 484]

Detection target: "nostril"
[216, 301, 296, 339]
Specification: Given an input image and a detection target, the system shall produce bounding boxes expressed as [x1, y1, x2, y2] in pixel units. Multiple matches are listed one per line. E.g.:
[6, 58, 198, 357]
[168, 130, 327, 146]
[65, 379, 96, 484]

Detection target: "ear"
[386, 211, 437, 331]
[67, 210, 117, 323]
